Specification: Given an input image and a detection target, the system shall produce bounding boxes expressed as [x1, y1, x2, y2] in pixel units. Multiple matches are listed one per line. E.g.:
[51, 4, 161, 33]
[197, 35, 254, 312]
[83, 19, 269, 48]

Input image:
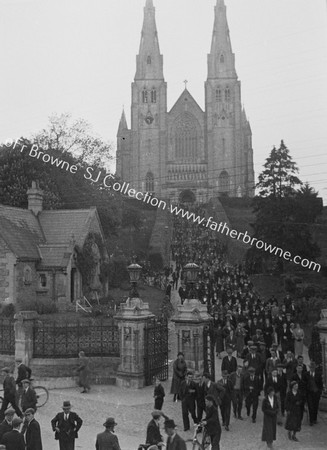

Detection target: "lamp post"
[184, 262, 199, 299]
[127, 260, 142, 298]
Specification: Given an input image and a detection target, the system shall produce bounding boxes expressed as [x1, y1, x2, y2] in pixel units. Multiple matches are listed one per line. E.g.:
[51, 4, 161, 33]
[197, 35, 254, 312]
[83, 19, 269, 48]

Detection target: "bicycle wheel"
[34, 386, 49, 407]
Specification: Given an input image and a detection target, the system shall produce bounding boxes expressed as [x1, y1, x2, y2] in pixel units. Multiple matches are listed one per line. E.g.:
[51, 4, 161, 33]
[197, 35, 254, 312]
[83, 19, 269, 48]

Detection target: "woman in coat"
[170, 352, 187, 401]
[76, 351, 90, 393]
[285, 381, 302, 441]
[261, 386, 279, 449]
[292, 323, 304, 357]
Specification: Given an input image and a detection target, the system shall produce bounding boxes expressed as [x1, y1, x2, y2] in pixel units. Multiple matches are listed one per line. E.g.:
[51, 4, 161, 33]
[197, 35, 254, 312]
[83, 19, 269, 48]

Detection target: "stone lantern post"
[172, 262, 211, 372]
[115, 261, 154, 388]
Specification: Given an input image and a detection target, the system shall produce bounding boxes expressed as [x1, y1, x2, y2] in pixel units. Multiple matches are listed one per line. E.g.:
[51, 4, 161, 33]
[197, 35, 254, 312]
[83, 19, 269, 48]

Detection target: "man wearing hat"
[230, 364, 244, 420]
[0, 408, 14, 442]
[21, 379, 37, 413]
[243, 367, 260, 423]
[0, 367, 22, 422]
[305, 361, 323, 426]
[145, 411, 165, 449]
[51, 401, 83, 450]
[221, 347, 237, 375]
[202, 395, 221, 450]
[164, 419, 186, 450]
[179, 371, 198, 431]
[24, 408, 43, 450]
[95, 417, 120, 450]
[1, 417, 25, 450]
[217, 370, 233, 431]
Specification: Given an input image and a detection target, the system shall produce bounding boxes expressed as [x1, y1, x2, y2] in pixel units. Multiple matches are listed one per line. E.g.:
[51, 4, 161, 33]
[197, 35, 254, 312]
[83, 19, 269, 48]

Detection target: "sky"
[1, 0, 327, 202]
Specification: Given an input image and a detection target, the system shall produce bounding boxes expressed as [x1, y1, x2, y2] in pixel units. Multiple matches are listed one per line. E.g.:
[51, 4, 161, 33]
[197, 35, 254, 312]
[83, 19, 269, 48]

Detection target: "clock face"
[145, 114, 154, 125]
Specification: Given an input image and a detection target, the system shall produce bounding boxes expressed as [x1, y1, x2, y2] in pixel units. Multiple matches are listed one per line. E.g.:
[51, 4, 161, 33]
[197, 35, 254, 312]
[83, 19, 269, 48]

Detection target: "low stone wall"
[30, 356, 120, 388]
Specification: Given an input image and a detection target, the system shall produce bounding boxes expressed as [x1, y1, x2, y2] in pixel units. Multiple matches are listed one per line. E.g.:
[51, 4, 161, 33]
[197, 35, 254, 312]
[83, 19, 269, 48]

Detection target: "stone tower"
[116, 0, 254, 202]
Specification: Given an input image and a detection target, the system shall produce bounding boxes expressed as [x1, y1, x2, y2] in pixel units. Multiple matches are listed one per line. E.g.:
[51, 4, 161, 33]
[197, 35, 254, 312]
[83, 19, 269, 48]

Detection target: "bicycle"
[0, 381, 49, 409]
[189, 422, 211, 450]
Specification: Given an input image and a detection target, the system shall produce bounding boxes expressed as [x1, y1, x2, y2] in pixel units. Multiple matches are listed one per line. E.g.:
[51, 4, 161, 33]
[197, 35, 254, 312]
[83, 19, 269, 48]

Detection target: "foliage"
[76, 232, 108, 293]
[249, 140, 320, 273]
[149, 252, 164, 271]
[0, 303, 16, 317]
[34, 112, 113, 169]
[308, 326, 323, 370]
[106, 257, 129, 288]
[160, 297, 174, 320]
[20, 298, 58, 315]
[122, 206, 142, 231]
[295, 296, 327, 325]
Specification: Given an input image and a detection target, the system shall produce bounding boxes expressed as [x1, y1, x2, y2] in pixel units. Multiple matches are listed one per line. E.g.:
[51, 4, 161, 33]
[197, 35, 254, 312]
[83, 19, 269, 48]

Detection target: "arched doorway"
[179, 189, 196, 204]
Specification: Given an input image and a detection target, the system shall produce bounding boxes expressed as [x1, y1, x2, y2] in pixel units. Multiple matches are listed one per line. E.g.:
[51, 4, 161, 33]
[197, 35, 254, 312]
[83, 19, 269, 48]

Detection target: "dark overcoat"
[261, 395, 278, 443]
[170, 358, 187, 394]
[51, 411, 83, 449]
[1, 429, 25, 450]
[95, 429, 121, 450]
[25, 418, 43, 450]
[285, 391, 302, 432]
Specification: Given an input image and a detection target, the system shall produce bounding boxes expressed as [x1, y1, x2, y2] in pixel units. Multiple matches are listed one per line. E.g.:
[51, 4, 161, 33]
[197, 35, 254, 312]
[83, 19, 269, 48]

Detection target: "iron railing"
[33, 319, 119, 358]
[144, 317, 168, 385]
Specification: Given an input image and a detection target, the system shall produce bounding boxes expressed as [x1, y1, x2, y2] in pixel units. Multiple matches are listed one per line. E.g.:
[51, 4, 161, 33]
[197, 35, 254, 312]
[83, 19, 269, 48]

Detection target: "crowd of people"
[161, 207, 324, 449]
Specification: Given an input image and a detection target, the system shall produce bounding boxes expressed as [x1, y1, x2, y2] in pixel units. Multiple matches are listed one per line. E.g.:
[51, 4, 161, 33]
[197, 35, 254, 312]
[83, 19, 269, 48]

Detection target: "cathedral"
[116, 0, 254, 203]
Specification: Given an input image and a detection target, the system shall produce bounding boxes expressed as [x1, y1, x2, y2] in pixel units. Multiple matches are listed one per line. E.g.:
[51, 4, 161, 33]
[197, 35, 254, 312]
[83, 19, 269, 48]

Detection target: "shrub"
[0, 303, 16, 317]
[149, 253, 164, 271]
[295, 296, 327, 325]
[20, 298, 58, 315]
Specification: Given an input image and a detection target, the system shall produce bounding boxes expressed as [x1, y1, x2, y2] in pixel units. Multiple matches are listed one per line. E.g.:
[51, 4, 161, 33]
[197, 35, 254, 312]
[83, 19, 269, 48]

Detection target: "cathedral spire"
[207, 0, 237, 79]
[117, 109, 128, 136]
[135, 0, 164, 80]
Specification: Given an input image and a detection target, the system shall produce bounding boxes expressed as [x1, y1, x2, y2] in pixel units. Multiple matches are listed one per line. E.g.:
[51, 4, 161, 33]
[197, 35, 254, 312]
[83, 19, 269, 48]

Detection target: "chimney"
[27, 181, 43, 215]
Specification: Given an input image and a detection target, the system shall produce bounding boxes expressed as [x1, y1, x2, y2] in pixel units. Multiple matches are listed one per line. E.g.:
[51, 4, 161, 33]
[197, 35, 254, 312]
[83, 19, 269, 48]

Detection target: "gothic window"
[220, 54, 225, 63]
[151, 88, 157, 103]
[38, 273, 48, 289]
[216, 87, 222, 102]
[145, 172, 154, 193]
[173, 113, 199, 160]
[147, 55, 151, 64]
[219, 170, 229, 193]
[225, 87, 231, 102]
[142, 88, 148, 103]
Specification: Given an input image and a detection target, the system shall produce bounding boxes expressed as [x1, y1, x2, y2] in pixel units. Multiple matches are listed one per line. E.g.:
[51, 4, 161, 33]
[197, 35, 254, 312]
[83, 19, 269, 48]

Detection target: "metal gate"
[203, 321, 215, 380]
[144, 317, 168, 386]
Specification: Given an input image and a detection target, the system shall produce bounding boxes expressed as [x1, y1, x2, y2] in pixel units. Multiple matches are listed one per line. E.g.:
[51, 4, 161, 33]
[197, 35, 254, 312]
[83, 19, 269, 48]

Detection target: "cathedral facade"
[116, 0, 254, 203]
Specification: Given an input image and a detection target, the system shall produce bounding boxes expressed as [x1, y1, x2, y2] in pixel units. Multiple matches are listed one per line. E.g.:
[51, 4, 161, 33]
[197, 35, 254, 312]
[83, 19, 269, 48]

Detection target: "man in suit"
[21, 379, 37, 412]
[202, 372, 224, 409]
[95, 417, 121, 450]
[306, 361, 323, 426]
[179, 371, 198, 431]
[0, 367, 22, 421]
[145, 410, 165, 449]
[24, 408, 43, 450]
[194, 372, 206, 422]
[218, 370, 233, 431]
[0, 408, 14, 442]
[292, 365, 307, 420]
[15, 359, 32, 399]
[221, 347, 237, 374]
[202, 395, 221, 450]
[51, 400, 83, 450]
[264, 368, 283, 425]
[243, 366, 260, 423]
[1, 417, 25, 450]
[230, 364, 244, 420]
[164, 419, 186, 450]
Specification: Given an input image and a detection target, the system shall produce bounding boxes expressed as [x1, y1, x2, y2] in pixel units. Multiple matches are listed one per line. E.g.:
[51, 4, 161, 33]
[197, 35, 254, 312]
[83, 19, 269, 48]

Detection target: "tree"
[249, 141, 320, 273]
[34, 113, 114, 169]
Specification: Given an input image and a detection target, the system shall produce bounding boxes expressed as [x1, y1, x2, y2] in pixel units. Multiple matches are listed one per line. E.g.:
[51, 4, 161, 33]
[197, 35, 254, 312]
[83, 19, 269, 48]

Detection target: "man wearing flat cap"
[1, 417, 25, 450]
[164, 419, 186, 450]
[0, 368, 22, 422]
[51, 401, 83, 450]
[21, 379, 37, 413]
[96, 417, 120, 450]
[0, 408, 14, 442]
[145, 411, 165, 449]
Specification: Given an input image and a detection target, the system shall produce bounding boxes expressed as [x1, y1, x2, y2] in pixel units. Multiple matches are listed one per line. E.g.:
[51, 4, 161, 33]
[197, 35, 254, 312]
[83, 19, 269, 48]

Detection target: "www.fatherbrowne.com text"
[6, 137, 321, 273]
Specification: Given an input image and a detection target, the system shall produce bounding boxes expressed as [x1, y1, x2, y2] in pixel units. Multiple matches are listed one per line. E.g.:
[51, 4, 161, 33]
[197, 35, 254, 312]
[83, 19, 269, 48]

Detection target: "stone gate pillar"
[14, 310, 38, 365]
[172, 299, 211, 372]
[115, 297, 154, 388]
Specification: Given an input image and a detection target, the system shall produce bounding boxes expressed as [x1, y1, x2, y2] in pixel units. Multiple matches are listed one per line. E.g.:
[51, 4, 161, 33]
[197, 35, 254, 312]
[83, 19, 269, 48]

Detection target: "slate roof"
[0, 205, 102, 266]
[38, 208, 96, 247]
[0, 205, 44, 260]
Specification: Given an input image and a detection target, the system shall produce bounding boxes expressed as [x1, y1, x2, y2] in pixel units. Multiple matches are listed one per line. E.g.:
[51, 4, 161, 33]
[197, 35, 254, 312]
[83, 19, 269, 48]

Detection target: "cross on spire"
[183, 79, 188, 90]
